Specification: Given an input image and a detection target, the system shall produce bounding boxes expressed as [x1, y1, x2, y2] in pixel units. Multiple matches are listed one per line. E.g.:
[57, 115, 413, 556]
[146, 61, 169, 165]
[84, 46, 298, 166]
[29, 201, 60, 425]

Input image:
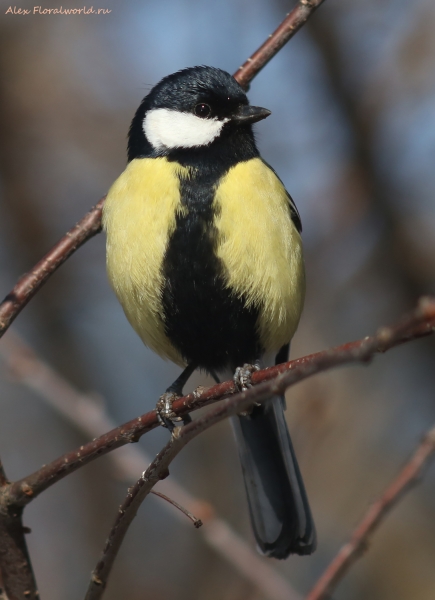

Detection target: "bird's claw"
[234, 363, 261, 417]
[156, 392, 183, 429]
[234, 363, 260, 392]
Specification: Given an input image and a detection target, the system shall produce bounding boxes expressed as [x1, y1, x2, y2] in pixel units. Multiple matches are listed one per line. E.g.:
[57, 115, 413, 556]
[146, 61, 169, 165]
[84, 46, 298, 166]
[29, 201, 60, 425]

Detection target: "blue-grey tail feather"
[231, 395, 316, 558]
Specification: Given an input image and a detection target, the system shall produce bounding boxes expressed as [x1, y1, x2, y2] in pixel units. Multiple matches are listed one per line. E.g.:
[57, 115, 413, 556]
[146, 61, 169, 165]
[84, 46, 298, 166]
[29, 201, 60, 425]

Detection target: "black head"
[128, 66, 270, 162]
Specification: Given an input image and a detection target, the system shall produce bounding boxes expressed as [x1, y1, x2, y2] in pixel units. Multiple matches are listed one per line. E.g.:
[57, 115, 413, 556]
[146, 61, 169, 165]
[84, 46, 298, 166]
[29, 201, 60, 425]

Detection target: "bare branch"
[85, 367, 318, 600]
[0, 198, 104, 340]
[3, 297, 434, 510]
[0, 330, 300, 600]
[84, 428, 204, 599]
[234, 0, 327, 90]
[305, 424, 435, 600]
[0, 509, 38, 600]
[0, 2, 327, 341]
[84, 297, 435, 598]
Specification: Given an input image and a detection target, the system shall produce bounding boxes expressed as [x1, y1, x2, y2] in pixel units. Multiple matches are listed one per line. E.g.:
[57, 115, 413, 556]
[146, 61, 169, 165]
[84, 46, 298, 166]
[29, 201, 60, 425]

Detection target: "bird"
[103, 65, 316, 559]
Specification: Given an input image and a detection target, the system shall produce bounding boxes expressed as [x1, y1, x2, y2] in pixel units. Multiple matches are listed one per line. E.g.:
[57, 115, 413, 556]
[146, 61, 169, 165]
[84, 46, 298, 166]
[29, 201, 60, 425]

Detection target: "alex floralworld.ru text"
[5, 6, 112, 15]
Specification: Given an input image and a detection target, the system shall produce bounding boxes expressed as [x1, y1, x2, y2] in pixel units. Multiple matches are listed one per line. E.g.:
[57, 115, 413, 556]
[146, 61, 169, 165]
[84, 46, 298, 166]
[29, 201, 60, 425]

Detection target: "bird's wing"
[260, 159, 302, 233]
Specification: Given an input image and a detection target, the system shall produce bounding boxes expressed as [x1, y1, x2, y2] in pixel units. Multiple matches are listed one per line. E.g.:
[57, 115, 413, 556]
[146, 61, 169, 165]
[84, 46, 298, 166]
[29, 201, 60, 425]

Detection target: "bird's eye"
[194, 103, 211, 118]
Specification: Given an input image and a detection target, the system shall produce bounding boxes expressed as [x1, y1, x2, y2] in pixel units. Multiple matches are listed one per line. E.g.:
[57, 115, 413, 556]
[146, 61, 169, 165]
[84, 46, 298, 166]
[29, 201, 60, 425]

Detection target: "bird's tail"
[231, 395, 316, 558]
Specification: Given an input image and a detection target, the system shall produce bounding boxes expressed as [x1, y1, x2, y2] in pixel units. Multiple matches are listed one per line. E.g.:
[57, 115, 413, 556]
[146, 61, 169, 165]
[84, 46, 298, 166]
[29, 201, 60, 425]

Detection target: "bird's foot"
[156, 392, 191, 430]
[156, 391, 180, 428]
[234, 363, 260, 417]
[233, 363, 260, 391]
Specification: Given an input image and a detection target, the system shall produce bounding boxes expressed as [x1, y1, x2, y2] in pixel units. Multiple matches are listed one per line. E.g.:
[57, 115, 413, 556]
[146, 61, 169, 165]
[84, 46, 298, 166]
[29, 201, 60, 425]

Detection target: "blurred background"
[1, 0, 435, 598]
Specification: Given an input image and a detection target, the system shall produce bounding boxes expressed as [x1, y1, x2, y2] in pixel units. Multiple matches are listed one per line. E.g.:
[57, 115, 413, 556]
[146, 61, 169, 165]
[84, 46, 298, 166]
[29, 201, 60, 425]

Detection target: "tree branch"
[84, 428, 200, 600]
[0, 330, 301, 600]
[0, 507, 38, 600]
[3, 297, 434, 511]
[0, 1, 326, 342]
[305, 423, 435, 600]
[83, 297, 435, 598]
[235, 0, 326, 90]
[86, 351, 326, 600]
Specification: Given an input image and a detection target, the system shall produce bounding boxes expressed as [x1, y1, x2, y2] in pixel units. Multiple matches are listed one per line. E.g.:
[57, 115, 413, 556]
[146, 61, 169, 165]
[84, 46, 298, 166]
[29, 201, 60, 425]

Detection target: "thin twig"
[151, 491, 203, 528]
[3, 297, 434, 510]
[305, 424, 435, 600]
[0, 2, 326, 342]
[0, 198, 105, 340]
[0, 330, 301, 600]
[234, 0, 327, 90]
[84, 428, 205, 599]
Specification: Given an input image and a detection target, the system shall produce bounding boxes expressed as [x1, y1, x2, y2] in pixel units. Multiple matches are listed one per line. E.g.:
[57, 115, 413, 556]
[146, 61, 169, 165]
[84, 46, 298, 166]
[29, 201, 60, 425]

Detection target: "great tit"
[103, 66, 316, 558]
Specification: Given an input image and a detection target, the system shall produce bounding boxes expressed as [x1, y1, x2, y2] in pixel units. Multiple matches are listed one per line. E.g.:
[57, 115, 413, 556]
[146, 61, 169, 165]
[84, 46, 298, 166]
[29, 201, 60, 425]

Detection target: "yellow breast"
[213, 158, 305, 354]
[103, 156, 305, 366]
[103, 157, 187, 365]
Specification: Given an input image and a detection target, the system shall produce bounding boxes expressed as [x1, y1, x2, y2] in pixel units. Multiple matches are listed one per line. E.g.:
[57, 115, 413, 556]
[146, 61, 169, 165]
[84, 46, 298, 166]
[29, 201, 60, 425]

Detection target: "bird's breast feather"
[213, 158, 305, 351]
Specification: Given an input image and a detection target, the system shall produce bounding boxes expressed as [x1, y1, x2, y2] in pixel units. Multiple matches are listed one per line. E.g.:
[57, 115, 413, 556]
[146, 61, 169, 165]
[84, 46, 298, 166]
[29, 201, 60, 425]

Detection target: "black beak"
[231, 105, 271, 125]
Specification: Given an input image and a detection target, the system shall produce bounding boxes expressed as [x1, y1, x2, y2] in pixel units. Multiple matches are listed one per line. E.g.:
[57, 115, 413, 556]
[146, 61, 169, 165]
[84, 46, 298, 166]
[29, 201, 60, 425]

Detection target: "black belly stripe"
[161, 164, 262, 372]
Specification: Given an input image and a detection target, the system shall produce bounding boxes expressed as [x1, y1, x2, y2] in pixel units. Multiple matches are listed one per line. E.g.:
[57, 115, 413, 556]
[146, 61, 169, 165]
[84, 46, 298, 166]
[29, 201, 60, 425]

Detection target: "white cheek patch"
[143, 108, 227, 151]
